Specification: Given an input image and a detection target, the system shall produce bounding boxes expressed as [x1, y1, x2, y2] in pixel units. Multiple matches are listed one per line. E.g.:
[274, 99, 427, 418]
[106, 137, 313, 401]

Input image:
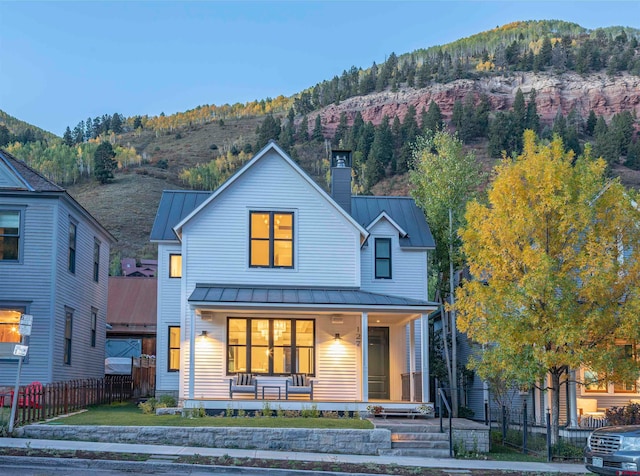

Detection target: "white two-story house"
[150, 142, 438, 411]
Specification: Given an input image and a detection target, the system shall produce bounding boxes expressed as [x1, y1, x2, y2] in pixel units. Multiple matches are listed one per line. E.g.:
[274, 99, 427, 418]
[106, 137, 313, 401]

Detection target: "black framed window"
[169, 254, 182, 278]
[168, 326, 180, 371]
[227, 317, 314, 376]
[250, 212, 293, 268]
[0, 307, 23, 343]
[375, 238, 392, 279]
[90, 308, 97, 347]
[68, 222, 77, 273]
[64, 308, 73, 365]
[93, 240, 100, 282]
[0, 210, 20, 261]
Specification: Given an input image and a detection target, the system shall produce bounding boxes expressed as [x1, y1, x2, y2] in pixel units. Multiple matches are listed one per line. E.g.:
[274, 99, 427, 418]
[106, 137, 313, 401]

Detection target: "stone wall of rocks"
[17, 425, 391, 455]
[452, 428, 490, 453]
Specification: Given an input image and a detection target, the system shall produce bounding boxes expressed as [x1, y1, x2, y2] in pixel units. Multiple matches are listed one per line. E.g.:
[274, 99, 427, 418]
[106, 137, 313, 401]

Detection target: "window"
[93, 240, 100, 282]
[0, 210, 20, 261]
[68, 222, 77, 273]
[90, 308, 97, 347]
[250, 212, 293, 268]
[169, 254, 182, 278]
[584, 369, 607, 393]
[168, 326, 180, 371]
[0, 308, 22, 343]
[64, 308, 73, 365]
[375, 238, 392, 279]
[227, 317, 314, 375]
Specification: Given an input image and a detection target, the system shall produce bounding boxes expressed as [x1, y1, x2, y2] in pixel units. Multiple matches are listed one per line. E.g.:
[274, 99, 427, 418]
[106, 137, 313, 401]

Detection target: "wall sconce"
[334, 333, 341, 342]
[200, 330, 208, 337]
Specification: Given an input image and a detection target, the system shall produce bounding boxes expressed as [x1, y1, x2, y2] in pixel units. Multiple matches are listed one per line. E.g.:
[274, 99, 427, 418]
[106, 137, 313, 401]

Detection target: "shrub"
[138, 398, 157, 414]
[458, 406, 475, 419]
[321, 410, 339, 419]
[301, 404, 320, 418]
[175, 132, 183, 140]
[284, 409, 300, 418]
[156, 159, 168, 169]
[209, 143, 218, 150]
[158, 394, 176, 407]
[606, 402, 640, 425]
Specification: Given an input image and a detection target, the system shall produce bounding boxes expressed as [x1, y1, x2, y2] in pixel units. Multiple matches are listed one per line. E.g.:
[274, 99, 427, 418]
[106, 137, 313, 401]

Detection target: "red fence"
[1, 375, 133, 428]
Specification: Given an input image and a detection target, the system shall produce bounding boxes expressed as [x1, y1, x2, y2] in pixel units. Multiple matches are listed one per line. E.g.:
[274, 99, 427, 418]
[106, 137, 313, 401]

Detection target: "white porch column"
[420, 313, 430, 403]
[361, 312, 369, 402]
[568, 369, 579, 428]
[188, 309, 196, 399]
[409, 321, 416, 402]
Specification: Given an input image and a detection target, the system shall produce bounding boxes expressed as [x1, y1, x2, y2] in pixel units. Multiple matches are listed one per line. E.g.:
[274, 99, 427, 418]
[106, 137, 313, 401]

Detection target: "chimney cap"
[331, 150, 352, 168]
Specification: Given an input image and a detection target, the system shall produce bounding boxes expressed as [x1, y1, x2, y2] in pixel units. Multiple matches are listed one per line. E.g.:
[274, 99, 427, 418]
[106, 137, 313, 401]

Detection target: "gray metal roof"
[150, 190, 211, 241]
[351, 196, 435, 249]
[151, 191, 434, 248]
[189, 285, 438, 310]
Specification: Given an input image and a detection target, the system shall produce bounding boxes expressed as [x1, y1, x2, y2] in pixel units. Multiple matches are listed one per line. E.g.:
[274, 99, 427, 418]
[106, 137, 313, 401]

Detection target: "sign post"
[8, 314, 32, 433]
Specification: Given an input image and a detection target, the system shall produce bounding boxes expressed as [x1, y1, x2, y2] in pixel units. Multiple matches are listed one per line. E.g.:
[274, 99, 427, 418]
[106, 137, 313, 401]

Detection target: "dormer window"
[250, 211, 293, 268]
[375, 238, 392, 279]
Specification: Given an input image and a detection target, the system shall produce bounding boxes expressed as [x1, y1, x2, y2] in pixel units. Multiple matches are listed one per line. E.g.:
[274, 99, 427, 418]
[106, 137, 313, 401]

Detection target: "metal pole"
[546, 410, 552, 462]
[8, 356, 24, 433]
[502, 405, 507, 445]
[523, 401, 528, 454]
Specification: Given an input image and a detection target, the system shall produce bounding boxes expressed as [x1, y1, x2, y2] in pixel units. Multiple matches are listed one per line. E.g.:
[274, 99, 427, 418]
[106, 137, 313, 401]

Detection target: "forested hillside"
[2, 20, 640, 261]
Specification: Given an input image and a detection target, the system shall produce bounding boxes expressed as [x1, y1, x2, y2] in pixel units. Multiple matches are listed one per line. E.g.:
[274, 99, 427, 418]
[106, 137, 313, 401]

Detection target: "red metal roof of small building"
[107, 277, 157, 333]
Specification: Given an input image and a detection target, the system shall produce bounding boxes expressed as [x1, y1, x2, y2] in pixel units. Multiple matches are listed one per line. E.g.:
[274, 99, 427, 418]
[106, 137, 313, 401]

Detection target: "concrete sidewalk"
[0, 437, 589, 474]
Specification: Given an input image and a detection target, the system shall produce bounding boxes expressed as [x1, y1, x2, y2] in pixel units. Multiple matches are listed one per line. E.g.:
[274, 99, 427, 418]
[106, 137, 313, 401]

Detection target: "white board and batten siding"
[156, 243, 182, 395]
[181, 151, 362, 290]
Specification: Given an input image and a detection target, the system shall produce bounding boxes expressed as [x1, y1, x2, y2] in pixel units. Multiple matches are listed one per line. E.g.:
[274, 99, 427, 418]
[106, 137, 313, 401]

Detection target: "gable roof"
[0, 149, 64, 192]
[351, 196, 435, 249]
[172, 141, 368, 241]
[150, 190, 211, 241]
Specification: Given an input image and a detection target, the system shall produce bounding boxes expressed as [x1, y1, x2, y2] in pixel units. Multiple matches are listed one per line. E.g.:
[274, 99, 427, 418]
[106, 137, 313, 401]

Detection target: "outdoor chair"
[229, 373, 257, 399]
[285, 373, 313, 400]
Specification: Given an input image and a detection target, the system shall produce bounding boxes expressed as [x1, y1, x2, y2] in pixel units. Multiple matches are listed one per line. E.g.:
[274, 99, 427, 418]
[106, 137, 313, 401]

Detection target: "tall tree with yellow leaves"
[456, 130, 640, 443]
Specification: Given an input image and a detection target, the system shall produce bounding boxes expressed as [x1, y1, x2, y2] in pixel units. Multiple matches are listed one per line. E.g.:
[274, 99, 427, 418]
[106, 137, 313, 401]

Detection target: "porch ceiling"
[189, 284, 439, 314]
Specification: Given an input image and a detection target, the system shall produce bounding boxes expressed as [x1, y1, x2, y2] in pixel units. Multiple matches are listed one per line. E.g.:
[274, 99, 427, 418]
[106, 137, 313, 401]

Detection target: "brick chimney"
[331, 150, 352, 214]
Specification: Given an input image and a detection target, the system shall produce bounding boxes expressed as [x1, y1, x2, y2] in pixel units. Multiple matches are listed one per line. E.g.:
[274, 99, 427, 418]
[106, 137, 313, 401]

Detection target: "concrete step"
[391, 432, 450, 442]
[374, 424, 443, 434]
[391, 440, 449, 450]
[379, 448, 451, 458]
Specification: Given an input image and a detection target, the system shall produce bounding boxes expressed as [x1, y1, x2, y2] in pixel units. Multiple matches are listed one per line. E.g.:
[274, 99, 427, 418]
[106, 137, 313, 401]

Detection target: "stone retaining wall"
[17, 425, 391, 455]
[453, 428, 490, 453]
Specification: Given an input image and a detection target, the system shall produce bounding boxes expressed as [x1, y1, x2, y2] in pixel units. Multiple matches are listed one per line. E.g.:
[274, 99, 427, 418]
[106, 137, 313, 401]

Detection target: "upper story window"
[90, 308, 97, 348]
[375, 238, 392, 279]
[0, 210, 20, 261]
[68, 222, 77, 274]
[250, 211, 293, 268]
[93, 239, 100, 282]
[169, 254, 182, 278]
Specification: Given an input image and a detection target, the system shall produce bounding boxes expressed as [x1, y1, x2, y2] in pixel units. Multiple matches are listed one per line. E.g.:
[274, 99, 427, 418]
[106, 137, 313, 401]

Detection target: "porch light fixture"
[200, 330, 208, 337]
[334, 333, 341, 341]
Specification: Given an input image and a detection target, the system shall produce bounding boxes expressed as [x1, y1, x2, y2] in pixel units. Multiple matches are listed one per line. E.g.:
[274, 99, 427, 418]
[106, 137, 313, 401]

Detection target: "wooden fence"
[132, 356, 155, 398]
[1, 375, 133, 428]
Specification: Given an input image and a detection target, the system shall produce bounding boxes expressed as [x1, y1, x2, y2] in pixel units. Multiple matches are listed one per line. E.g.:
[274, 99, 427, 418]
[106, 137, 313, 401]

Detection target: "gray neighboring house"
[0, 149, 115, 387]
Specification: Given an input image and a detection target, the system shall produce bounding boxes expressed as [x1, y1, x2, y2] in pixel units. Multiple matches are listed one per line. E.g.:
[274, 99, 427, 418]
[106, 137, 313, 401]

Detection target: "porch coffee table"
[261, 385, 281, 399]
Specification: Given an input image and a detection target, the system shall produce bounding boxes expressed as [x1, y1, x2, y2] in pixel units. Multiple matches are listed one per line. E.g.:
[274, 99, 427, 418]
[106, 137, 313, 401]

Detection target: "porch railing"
[437, 387, 453, 457]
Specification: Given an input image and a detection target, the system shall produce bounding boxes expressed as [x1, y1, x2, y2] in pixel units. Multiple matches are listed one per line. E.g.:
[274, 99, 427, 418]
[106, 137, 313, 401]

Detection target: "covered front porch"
[180, 285, 439, 411]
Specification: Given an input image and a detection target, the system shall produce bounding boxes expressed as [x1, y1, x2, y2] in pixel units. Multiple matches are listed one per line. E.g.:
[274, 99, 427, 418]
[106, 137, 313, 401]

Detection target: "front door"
[368, 327, 390, 399]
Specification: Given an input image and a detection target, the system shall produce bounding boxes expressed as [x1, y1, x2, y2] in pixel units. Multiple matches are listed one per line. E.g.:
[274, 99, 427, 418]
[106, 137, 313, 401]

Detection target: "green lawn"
[48, 403, 373, 429]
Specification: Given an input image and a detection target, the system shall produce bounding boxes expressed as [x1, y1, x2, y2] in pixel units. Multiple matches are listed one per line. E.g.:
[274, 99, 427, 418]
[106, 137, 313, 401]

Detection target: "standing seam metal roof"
[150, 190, 211, 241]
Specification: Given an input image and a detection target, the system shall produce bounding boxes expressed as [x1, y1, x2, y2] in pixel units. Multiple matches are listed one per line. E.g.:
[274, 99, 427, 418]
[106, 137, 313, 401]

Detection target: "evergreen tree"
[525, 89, 540, 133]
[93, 141, 117, 184]
[256, 114, 281, 150]
[586, 110, 598, 136]
[334, 112, 349, 146]
[423, 101, 443, 133]
[0, 125, 11, 147]
[111, 113, 123, 134]
[298, 115, 309, 142]
[73, 122, 85, 144]
[132, 116, 143, 130]
[366, 116, 393, 189]
[62, 127, 74, 147]
[451, 99, 464, 132]
[312, 115, 324, 142]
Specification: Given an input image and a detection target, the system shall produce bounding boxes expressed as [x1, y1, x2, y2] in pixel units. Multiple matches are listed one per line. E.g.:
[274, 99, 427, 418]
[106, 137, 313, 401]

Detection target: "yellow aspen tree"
[456, 130, 640, 443]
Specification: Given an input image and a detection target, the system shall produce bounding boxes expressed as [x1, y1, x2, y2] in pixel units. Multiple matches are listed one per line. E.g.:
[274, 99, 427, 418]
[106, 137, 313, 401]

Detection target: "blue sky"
[1, 1, 639, 136]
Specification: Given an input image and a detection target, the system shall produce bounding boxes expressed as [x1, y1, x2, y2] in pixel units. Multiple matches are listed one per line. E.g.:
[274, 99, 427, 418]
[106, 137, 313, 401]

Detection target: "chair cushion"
[236, 373, 254, 386]
[291, 373, 307, 387]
